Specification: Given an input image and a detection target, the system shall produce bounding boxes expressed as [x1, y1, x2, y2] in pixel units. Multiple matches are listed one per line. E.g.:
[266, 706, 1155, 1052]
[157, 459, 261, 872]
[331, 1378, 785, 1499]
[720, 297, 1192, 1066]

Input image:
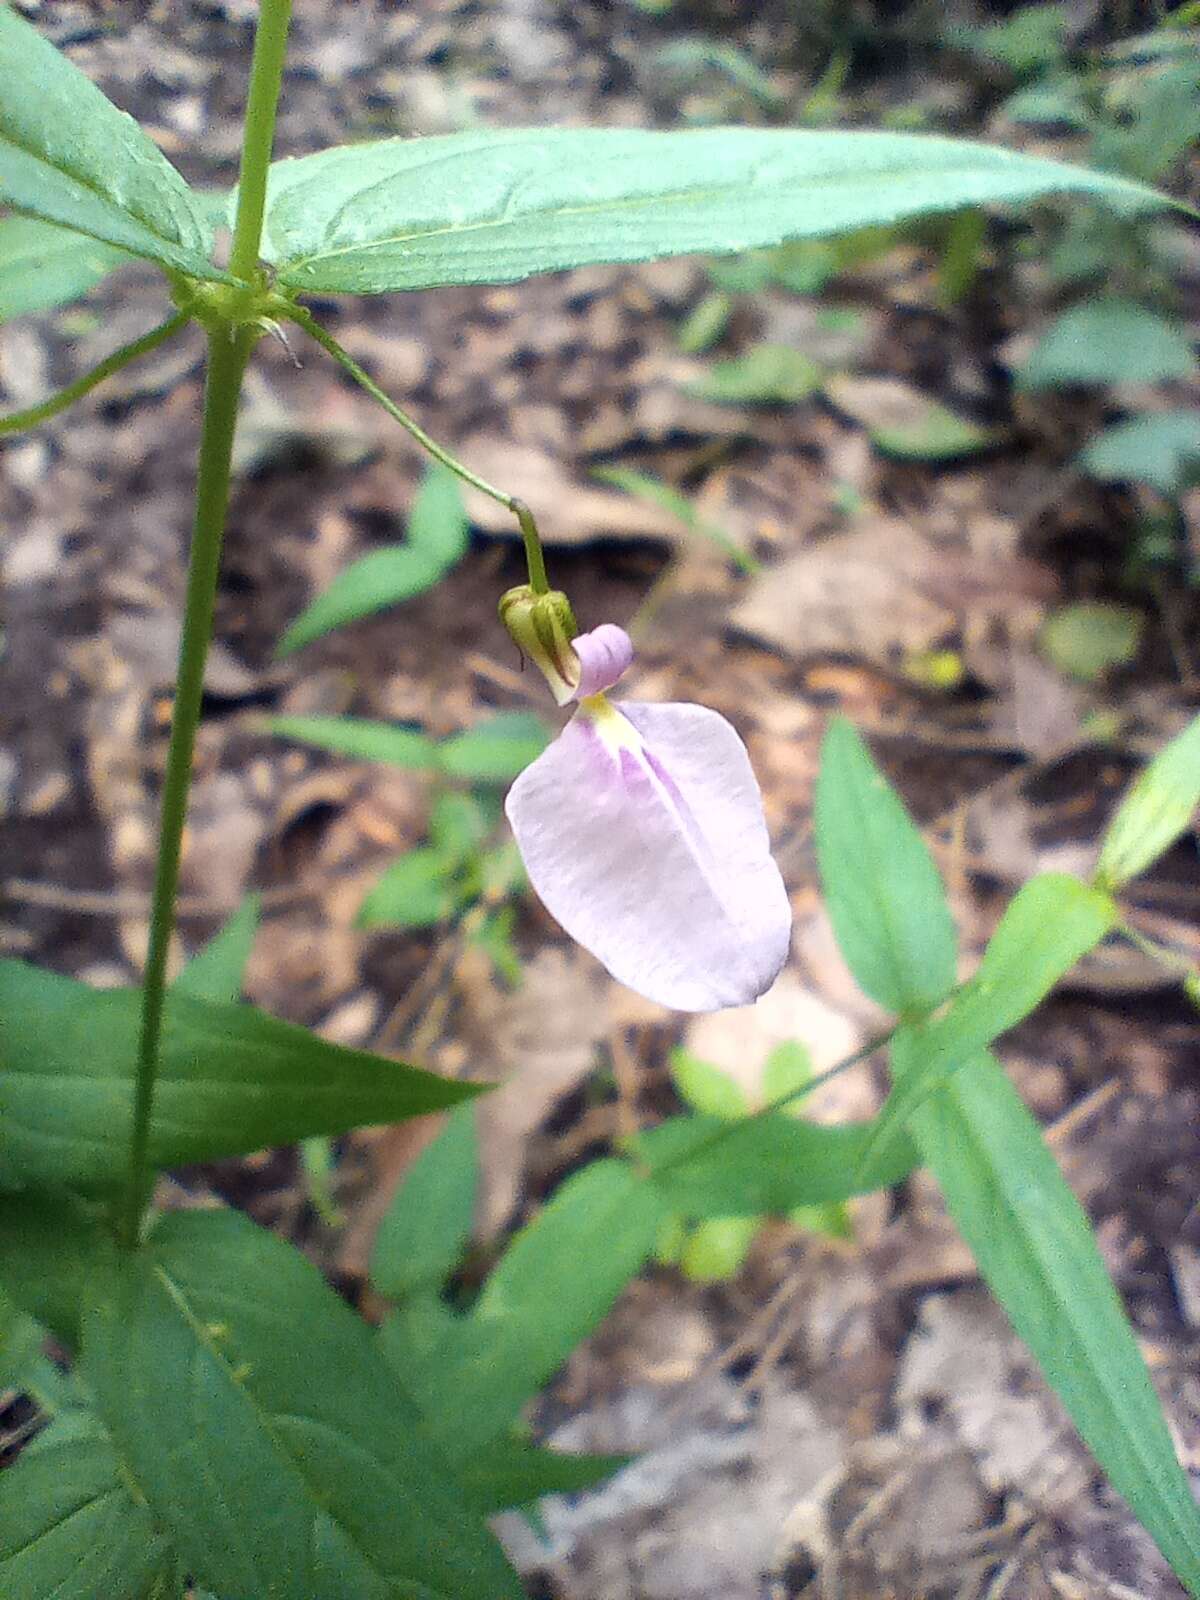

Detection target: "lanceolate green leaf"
[370, 1104, 478, 1300]
[0, 959, 480, 1190]
[862, 874, 1117, 1166]
[260, 127, 1163, 295]
[458, 1438, 630, 1515]
[0, 1413, 172, 1600]
[437, 712, 550, 782]
[277, 546, 445, 655]
[815, 717, 958, 1014]
[0, 1191, 103, 1347]
[383, 1161, 670, 1462]
[175, 893, 261, 1004]
[267, 714, 439, 768]
[0, 8, 219, 279]
[0, 216, 128, 322]
[82, 1210, 522, 1600]
[637, 1110, 918, 1217]
[1097, 713, 1200, 889]
[907, 1046, 1200, 1597]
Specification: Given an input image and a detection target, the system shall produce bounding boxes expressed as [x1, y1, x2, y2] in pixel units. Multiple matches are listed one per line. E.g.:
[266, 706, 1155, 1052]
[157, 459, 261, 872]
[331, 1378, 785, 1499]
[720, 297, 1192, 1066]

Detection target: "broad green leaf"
[277, 545, 445, 655]
[407, 462, 470, 569]
[680, 1215, 760, 1282]
[82, 1210, 522, 1600]
[0, 960, 480, 1190]
[358, 847, 460, 928]
[637, 1110, 919, 1217]
[438, 712, 550, 783]
[669, 1048, 750, 1119]
[1081, 409, 1200, 494]
[0, 1284, 46, 1396]
[266, 714, 439, 769]
[370, 1104, 478, 1299]
[864, 874, 1117, 1165]
[1097, 713, 1200, 888]
[0, 1412, 172, 1600]
[0, 8, 217, 278]
[907, 1046, 1200, 1597]
[382, 1161, 670, 1461]
[1039, 601, 1143, 682]
[258, 128, 1162, 296]
[1017, 299, 1197, 389]
[175, 893, 261, 1003]
[0, 216, 127, 322]
[814, 717, 958, 1014]
[458, 1437, 630, 1514]
[687, 343, 822, 404]
[0, 1191, 102, 1346]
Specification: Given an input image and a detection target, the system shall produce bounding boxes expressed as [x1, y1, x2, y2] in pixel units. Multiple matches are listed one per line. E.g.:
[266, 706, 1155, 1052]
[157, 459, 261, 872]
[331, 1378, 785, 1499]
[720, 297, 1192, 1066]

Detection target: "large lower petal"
[505, 699, 791, 1011]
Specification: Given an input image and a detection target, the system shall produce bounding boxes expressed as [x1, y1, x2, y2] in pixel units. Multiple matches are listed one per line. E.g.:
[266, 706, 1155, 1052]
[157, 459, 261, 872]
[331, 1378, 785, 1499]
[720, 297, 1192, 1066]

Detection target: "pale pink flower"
[505, 624, 791, 1011]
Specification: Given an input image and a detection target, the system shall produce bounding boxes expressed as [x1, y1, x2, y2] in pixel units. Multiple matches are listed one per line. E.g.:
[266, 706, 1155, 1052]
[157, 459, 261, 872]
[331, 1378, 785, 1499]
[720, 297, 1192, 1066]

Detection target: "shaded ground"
[2, 2, 1200, 1596]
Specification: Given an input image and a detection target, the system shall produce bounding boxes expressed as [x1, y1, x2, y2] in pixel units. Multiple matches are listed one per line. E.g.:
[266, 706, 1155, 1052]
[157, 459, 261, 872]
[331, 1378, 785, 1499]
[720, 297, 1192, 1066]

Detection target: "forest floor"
[2, 1, 1200, 1595]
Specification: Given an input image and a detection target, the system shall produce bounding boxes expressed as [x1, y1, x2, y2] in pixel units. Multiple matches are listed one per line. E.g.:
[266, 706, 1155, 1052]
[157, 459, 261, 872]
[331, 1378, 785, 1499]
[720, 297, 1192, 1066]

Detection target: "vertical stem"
[119, 329, 255, 1248]
[229, 0, 293, 282]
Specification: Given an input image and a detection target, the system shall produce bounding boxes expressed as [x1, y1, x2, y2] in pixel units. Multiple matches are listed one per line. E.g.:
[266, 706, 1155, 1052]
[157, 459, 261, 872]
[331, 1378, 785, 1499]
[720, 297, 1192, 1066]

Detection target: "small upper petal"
[571, 624, 634, 700]
[505, 698, 791, 1011]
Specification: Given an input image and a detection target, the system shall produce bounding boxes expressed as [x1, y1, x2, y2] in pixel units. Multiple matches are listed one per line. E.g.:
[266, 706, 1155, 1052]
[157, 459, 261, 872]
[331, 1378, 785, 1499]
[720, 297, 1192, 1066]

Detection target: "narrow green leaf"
[370, 1104, 478, 1300]
[0, 8, 218, 278]
[277, 545, 445, 655]
[407, 463, 470, 569]
[814, 717, 958, 1014]
[438, 712, 550, 783]
[175, 893, 261, 1004]
[907, 1045, 1200, 1596]
[0, 216, 127, 322]
[383, 1162, 670, 1461]
[1098, 713, 1200, 889]
[0, 960, 480, 1190]
[637, 1110, 918, 1217]
[0, 1191, 102, 1347]
[358, 847, 460, 928]
[1081, 409, 1200, 494]
[1018, 299, 1197, 389]
[82, 1210, 522, 1600]
[266, 714, 439, 769]
[458, 1438, 630, 1514]
[258, 128, 1163, 295]
[863, 874, 1118, 1165]
[687, 344, 823, 404]
[0, 1413, 172, 1600]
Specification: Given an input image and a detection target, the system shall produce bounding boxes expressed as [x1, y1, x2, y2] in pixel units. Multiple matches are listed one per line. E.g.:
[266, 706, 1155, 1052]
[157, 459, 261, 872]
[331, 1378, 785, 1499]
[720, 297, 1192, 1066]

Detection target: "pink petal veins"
[505, 697, 791, 1012]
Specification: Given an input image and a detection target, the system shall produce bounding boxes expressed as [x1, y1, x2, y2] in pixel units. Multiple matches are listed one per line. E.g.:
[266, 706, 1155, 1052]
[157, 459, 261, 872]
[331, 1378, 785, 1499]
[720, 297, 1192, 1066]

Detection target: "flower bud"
[499, 585, 580, 705]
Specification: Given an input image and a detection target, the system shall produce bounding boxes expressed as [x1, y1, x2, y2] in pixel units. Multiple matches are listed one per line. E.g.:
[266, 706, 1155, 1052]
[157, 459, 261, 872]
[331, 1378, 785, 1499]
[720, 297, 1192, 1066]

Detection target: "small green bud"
[499, 584, 580, 704]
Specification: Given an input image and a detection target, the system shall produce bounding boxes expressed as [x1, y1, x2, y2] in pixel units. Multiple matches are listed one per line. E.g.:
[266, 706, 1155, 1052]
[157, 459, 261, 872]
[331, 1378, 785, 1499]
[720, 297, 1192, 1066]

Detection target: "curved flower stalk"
[505, 621, 792, 1011]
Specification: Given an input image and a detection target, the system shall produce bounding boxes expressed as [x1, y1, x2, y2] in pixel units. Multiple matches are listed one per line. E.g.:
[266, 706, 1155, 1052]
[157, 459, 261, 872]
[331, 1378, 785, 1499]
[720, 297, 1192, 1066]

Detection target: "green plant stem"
[120, 328, 256, 1248]
[0, 312, 190, 437]
[290, 309, 552, 591]
[229, 0, 293, 282]
[642, 1024, 898, 1181]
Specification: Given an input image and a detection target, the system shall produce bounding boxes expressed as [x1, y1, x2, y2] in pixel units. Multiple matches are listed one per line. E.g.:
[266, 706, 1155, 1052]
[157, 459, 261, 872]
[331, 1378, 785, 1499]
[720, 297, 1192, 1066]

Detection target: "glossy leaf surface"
[0, 8, 217, 277]
[259, 128, 1161, 295]
[82, 1210, 522, 1600]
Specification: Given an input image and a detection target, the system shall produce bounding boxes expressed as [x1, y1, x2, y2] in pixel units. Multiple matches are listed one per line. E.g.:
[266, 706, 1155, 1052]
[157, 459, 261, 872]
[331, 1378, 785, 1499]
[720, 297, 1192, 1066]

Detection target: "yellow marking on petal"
[578, 693, 644, 754]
